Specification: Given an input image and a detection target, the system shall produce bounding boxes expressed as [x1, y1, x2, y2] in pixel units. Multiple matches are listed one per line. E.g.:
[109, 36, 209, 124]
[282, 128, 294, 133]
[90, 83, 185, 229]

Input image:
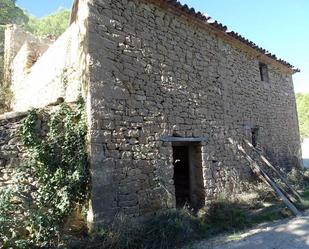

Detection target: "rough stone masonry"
[1, 0, 302, 227]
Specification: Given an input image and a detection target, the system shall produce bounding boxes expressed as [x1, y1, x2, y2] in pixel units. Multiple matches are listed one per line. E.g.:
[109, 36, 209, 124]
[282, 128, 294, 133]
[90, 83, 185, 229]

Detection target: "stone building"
[1, 0, 302, 227]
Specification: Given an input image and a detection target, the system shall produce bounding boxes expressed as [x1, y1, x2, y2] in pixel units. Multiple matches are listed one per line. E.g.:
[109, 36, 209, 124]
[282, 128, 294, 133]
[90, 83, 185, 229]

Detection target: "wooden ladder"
[243, 139, 302, 203]
[229, 138, 302, 217]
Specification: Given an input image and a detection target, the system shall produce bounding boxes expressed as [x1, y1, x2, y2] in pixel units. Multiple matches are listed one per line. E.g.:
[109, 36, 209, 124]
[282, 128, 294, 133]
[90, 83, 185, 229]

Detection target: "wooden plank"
[243, 139, 302, 202]
[237, 143, 301, 217]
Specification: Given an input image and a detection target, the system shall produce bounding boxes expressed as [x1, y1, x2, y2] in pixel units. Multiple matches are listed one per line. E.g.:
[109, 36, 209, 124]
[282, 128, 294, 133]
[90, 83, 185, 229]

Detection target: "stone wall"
[4, 25, 52, 87]
[86, 0, 301, 225]
[0, 112, 27, 190]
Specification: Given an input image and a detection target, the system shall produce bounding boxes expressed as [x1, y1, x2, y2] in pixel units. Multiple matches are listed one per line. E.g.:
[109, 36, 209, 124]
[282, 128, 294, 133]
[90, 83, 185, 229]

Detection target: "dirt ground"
[188, 214, 309, 249]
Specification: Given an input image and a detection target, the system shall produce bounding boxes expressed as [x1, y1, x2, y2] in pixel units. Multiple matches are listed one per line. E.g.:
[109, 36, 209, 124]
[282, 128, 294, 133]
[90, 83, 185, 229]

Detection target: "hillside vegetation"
[25, 9, 70, 37]
[296, 93, 309, 139]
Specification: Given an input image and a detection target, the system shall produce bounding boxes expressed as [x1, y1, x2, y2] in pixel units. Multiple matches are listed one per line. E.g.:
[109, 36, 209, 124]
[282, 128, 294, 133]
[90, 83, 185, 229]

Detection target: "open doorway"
[173, 146, 190, 207]
[172, 143, 204, 209]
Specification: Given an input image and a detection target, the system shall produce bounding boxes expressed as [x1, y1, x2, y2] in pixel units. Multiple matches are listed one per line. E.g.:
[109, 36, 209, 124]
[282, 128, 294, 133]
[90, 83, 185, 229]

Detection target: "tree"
[0, 0, 28, 25]
[26, 9, 70, 37]
[296, 93, 309, 139]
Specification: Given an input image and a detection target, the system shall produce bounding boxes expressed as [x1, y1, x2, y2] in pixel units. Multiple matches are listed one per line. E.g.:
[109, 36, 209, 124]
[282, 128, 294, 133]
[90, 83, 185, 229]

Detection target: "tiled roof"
[162, 0, 300, 73]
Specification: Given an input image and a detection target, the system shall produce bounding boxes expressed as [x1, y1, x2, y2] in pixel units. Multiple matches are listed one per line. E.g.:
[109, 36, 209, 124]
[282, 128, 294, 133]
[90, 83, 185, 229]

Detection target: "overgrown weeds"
[0, 97, 89, 248]
[67, 209, 206, 249]
[197, 183, 290, 236]
[64, 181, 293, 249]
[1, 176, 296, 249]
[287, 168, 309, 190]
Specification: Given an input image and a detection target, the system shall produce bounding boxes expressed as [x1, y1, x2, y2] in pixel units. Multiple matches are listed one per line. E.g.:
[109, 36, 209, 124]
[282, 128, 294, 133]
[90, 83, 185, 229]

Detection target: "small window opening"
[251, 127, 259, 148]
[259, 62, 269, 82]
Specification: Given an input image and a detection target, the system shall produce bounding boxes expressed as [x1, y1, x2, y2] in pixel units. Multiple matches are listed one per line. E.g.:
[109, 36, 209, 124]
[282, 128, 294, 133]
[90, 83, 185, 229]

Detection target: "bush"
[202, 200, 249, 234]
[287, 168, 309, 189]
[253, 182, 277, 203]
[68, 209, 206, 249]
[0, 98, 89, 248]
[141, 209, 205, 249]
[26, 9, 70, 37]
[0, 188, 26, 248]
[296, 93, 309, 139]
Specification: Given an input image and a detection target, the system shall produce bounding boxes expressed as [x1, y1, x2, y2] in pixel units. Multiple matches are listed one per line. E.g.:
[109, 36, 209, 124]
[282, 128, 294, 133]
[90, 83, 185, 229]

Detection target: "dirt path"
[189, 215, 309, 249]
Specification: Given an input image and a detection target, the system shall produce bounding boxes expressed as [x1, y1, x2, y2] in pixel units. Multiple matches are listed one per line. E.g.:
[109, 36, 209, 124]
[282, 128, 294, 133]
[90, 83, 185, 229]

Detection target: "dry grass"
[62, 181, 299, 249]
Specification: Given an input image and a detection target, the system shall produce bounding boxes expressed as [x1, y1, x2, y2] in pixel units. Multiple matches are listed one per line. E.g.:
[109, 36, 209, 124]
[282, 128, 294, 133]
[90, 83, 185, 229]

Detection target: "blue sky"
[16, 0, 309, 93]
[17, 0, 72, 17]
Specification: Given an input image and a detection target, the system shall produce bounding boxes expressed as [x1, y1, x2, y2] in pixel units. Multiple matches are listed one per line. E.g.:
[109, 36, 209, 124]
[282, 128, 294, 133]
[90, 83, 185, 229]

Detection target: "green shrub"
[0, 188, 22, 248]
[203, 200, 249, 234]
[296, 93, 309, 139]
[97, 216, 143, 249]
[69, 209, 206, 249]
[0, 97, 89, 248]
[286, 168, 309, 190]
[253, 182, 277, 203]
[26, 9, 70, 37]
[141, 209, 205, 249]
[0, 181, 35, 248]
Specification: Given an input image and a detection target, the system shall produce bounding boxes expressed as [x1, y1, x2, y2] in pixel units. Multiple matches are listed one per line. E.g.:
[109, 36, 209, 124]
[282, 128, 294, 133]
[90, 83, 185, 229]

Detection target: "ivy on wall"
[0, 97, 89, 248]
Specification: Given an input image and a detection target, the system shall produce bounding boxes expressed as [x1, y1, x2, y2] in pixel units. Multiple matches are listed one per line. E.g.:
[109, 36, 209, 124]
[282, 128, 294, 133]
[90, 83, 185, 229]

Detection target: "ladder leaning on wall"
[229, 138, 302, 217]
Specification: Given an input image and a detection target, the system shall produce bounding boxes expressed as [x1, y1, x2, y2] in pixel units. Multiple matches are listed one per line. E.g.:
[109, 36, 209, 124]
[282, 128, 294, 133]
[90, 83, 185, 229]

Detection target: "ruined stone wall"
[0, 112, 27, 190]
[10, 23, 81, 111]
[6, 1, 89, 112]
[4, 25, 52, 87]
[86, 0, 301, 225]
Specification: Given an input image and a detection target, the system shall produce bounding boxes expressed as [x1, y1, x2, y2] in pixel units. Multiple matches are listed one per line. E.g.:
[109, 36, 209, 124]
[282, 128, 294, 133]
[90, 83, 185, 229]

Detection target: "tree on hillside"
[296, 93, 309, 139]
[26, 9, 70, 37]
[0, 0, 28, 25]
